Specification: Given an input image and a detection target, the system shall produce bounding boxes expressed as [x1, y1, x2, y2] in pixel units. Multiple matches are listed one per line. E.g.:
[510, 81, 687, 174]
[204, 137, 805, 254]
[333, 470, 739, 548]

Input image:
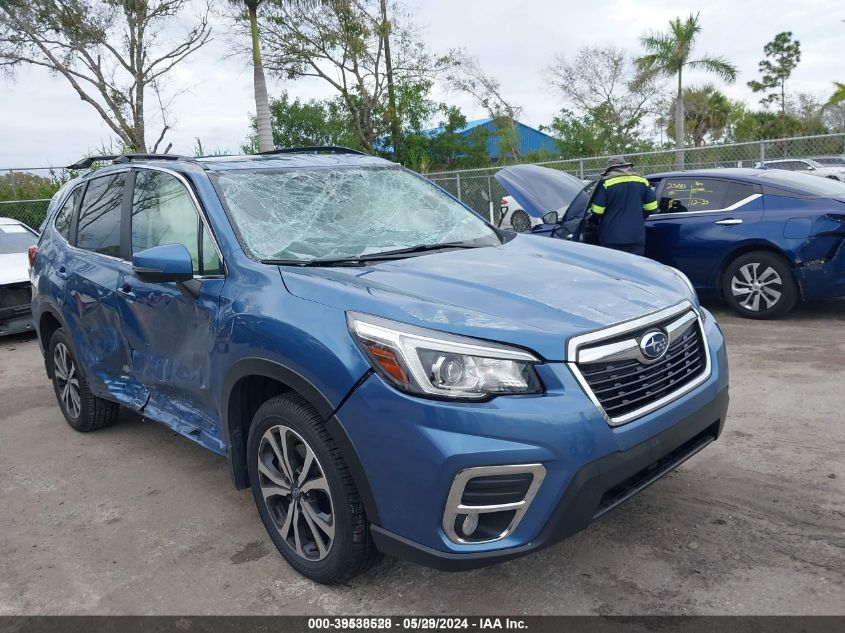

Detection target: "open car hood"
[495, 164, 585, 218]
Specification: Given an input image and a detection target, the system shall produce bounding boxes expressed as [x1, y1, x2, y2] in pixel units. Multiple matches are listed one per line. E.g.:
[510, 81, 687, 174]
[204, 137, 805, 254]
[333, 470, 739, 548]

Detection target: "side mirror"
[541, 211, 559, 224]
[132, 243, 194, 283]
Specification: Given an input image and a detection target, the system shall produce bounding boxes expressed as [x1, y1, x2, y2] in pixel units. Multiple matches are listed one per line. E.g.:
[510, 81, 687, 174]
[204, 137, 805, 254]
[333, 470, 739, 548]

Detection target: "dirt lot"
[1, 301, 843, 615]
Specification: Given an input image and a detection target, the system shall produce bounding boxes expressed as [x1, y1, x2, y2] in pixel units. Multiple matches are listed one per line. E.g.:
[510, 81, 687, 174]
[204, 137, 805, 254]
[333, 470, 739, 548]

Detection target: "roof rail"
[257, 146, 366, 156]
[67, 153, 193, 170]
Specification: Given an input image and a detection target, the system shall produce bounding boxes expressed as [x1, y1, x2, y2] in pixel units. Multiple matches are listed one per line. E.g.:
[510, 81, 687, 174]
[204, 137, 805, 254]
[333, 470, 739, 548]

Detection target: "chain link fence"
[4, 133, 845, 230]
[426, 133, 845, 219]
[0, 166, 68, 230]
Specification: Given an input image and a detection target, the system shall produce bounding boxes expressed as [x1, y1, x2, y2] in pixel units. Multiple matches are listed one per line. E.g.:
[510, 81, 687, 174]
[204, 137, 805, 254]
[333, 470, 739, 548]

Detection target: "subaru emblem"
[640, 329, 669, 360]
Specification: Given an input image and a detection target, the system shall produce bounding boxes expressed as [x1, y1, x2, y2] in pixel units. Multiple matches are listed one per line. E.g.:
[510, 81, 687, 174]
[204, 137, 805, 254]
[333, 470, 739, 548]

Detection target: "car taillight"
[28, 245, 38, 269]
[501, 198, 507, 206]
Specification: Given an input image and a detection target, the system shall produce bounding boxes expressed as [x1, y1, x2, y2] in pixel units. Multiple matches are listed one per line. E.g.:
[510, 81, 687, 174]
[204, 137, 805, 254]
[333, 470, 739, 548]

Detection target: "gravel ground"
[0, 301, 843, 615]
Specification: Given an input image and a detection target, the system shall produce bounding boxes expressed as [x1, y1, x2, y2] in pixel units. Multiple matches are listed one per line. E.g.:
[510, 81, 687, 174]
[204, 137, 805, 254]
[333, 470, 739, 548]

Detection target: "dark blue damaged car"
[497, 165, 845, 319]
[30, 149, 729, 583]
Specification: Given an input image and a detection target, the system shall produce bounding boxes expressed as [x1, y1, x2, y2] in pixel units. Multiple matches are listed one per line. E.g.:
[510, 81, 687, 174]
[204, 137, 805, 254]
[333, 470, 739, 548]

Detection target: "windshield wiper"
[260, 241, 489, 267]
[354, 241, 489, 261]
[259, 257, 366, 267]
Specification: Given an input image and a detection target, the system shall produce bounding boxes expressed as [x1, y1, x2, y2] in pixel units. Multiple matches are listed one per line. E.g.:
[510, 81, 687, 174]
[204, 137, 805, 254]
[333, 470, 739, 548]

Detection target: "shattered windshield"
[214, 167, 499, 262]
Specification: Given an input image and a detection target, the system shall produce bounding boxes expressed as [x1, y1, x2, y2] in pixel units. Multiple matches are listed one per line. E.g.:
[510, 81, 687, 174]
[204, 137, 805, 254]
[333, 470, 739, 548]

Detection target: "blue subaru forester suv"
[30, 149, 729, 583]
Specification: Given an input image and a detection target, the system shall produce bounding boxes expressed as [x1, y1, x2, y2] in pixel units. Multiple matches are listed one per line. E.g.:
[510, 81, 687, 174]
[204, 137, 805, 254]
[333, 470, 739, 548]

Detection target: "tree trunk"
[380, 0, 401, 162]
[250, 5, 274, 153]
[675, 71, 684, 169]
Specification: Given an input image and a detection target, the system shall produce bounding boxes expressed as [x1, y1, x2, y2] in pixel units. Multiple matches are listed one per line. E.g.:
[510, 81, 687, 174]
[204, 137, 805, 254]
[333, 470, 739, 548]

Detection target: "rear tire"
[510, 209, 532, 233]
[48, 328, 120, 431]
[722, 251, 798, 319]
[247, 393, 380, 584]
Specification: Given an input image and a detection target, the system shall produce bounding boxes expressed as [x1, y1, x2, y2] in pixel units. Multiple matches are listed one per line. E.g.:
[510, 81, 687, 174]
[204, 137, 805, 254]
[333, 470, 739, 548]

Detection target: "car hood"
[0, 253, 29, 285]
[280, 236, 691, 361]
[495, 164, 585, 219]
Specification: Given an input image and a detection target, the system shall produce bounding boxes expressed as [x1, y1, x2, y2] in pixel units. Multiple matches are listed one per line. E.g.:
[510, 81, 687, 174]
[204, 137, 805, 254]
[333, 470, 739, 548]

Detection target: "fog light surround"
[442, 464, 546, 544]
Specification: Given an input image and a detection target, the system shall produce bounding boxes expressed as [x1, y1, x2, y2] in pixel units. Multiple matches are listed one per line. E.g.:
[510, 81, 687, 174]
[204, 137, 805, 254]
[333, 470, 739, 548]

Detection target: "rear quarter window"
[76, 173, 126, 258]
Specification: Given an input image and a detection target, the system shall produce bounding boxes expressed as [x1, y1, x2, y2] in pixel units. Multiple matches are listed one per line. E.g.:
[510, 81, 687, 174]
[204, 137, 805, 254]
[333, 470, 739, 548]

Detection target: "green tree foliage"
[747, 32, 801, 116]
[243, 91, 360, 153]
[259, 0, 448, 153]
[666, 85, 732, 147]
[636, 13, 738, 167]
[402, 107, 490, 172]
[0, 171, 65, 202]
[0, 0, 212, 152]
[548, 46, 662, 155]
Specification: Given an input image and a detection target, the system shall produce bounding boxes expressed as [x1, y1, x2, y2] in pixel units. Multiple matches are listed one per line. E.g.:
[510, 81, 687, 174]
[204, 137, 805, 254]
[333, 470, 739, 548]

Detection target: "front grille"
[575, 309, 708, 422]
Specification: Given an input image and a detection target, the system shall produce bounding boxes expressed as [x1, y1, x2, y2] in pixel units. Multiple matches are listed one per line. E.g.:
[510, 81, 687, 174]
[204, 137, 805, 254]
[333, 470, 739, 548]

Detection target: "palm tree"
[636, 13, 737, 168]
[231, 0, 274, 153]
[668, 85, 732, 147]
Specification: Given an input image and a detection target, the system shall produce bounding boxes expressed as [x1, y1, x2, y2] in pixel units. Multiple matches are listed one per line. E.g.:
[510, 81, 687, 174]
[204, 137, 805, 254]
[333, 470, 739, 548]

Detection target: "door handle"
[715, 218, 743, 226]
[56, 266, 68, 279]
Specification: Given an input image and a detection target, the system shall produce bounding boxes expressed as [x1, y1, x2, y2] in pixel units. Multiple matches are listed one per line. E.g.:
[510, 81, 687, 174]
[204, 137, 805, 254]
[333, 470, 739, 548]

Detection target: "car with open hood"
[497, 165, 845, 319]
[31, 149, 729, 583]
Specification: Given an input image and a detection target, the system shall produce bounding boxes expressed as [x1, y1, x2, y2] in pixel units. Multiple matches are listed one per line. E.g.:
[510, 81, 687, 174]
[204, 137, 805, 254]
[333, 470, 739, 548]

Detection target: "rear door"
[63, 171, 148, 407]
[645, 177, 763, 289]
[114, 168, 226, 450]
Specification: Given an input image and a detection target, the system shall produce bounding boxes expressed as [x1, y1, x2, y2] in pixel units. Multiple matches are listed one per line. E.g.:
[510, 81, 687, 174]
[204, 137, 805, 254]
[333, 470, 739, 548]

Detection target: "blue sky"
[1, 0, 842, 168]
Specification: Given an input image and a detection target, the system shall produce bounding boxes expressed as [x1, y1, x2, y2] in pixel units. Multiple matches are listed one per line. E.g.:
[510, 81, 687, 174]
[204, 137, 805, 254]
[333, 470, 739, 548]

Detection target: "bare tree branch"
[0, 0, 212, 152]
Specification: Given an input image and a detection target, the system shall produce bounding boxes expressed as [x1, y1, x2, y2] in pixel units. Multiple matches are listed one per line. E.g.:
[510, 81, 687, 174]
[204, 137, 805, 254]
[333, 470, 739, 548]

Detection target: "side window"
[201, 226, 223, 275]
[54, 187, 80, 240]
[77, 173, 126, 257]
[724, 181, 757, 208]
[132, 170, 221, 276]
[659, 178, 728, 213]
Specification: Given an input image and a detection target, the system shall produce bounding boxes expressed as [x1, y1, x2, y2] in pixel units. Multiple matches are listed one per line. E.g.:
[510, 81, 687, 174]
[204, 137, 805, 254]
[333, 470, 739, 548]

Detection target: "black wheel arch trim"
[35, 302, 72, 378]
[221, 358, 382, 526]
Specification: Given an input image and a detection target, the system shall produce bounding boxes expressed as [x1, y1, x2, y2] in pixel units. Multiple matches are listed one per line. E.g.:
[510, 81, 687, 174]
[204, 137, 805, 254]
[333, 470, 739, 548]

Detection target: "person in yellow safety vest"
[588, 156, 658, 256]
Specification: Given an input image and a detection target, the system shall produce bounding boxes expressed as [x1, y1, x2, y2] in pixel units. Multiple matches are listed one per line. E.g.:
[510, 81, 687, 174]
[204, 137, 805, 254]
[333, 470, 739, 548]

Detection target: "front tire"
[722, 251, 798, 319]
[48, 328, 120, 431]
[510, 209, 532, 232]
[247, 394, 379, 584]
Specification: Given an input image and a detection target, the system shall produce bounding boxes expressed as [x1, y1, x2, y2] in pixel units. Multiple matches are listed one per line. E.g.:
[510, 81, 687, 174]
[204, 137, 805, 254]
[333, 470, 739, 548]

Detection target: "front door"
[645, 177, 764, 290]
[114, 168, 226, 452]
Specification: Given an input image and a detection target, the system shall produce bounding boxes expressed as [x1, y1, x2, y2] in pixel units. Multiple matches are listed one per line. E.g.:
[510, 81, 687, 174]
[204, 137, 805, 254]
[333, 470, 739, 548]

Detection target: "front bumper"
[371, 387, 727, 570]
[334, 308, 729, 569]
[0, 305, 34, 337]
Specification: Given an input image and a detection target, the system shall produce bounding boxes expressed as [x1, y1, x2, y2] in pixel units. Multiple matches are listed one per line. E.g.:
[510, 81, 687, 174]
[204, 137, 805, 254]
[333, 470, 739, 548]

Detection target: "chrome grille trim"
[566, 301, 711, 427]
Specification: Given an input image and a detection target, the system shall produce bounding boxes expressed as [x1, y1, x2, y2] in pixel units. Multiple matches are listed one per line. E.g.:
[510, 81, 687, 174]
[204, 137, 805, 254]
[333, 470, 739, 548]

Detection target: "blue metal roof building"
[423, 118, 560, 160]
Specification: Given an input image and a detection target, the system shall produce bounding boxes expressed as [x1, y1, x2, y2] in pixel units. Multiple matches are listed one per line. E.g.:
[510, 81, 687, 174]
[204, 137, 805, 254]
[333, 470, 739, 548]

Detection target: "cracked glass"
[214, 167, 497, 261]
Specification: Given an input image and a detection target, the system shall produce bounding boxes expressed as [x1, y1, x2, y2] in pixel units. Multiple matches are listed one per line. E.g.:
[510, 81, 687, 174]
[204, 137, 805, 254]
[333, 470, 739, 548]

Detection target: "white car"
[499, 195, 542, 232]
[757, 158, 845, 181]
[0, 217, 38, 336]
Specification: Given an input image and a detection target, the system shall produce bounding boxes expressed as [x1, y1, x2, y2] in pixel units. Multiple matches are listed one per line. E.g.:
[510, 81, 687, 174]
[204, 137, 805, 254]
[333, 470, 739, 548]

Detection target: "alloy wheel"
[730, 262, 783, 312]
[257, 425, 335, 561]
[510, 210, 532, 233]
[53, 342, 81, 418]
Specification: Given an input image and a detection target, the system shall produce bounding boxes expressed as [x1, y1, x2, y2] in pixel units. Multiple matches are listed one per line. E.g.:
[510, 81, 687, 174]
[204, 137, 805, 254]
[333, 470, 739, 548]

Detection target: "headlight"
[347, 312, 543, 399]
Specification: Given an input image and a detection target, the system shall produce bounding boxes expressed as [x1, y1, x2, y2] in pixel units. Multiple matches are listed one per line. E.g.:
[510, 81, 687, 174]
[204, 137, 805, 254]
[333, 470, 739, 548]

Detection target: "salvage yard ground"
[1, 301, 843, 615]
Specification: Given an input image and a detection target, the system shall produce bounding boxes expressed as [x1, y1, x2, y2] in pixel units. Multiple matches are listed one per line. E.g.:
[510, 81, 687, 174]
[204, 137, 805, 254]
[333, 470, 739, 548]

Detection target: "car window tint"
[200, 226, 222, 276]
[54, 187, 80, 240]
[659, 178, 728, 212]
[77, 173, 125, 257]
[724, 181, 757, 208]
[132, 170, 201, 273]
